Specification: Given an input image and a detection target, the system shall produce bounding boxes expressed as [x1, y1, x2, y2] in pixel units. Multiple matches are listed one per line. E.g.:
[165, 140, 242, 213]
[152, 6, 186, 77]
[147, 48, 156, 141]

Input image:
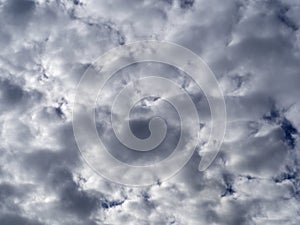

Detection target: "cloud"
[0, 0, 300, 224]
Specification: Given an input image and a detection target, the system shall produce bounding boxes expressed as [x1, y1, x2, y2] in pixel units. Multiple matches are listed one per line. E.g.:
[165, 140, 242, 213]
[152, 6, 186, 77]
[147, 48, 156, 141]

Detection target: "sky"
[0, 0, 300, 224]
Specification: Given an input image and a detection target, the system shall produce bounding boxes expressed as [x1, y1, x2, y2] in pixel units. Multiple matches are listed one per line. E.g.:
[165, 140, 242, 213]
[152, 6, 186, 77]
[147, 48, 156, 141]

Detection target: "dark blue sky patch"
[263, 105, 298, 149]
[276, 5, 298, 31]
[281, 118, 298, 149]
[101, 198, 125, 209]
[179, 0, 194, 9]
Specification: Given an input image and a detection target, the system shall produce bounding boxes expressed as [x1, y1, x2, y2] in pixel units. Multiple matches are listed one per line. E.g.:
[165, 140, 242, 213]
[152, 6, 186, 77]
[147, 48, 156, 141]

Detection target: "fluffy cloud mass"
[0, 0, 300, 224]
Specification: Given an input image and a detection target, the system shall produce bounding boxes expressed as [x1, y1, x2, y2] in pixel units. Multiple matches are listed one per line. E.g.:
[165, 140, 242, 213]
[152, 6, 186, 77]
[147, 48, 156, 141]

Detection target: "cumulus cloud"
[0, 0, 300, 224]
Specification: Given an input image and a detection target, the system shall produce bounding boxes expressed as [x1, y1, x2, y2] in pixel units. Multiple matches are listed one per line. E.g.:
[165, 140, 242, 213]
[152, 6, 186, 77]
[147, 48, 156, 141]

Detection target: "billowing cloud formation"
[0, 0, 300, 224]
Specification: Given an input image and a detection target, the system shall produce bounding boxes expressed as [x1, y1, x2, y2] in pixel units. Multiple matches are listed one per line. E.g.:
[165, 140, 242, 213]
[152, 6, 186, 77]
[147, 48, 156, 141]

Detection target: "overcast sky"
[0, 0, 300, 224]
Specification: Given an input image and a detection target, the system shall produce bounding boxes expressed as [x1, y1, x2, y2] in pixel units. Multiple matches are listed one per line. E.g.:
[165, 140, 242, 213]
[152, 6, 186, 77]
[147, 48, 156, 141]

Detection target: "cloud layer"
[0, 0, 300, 224]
